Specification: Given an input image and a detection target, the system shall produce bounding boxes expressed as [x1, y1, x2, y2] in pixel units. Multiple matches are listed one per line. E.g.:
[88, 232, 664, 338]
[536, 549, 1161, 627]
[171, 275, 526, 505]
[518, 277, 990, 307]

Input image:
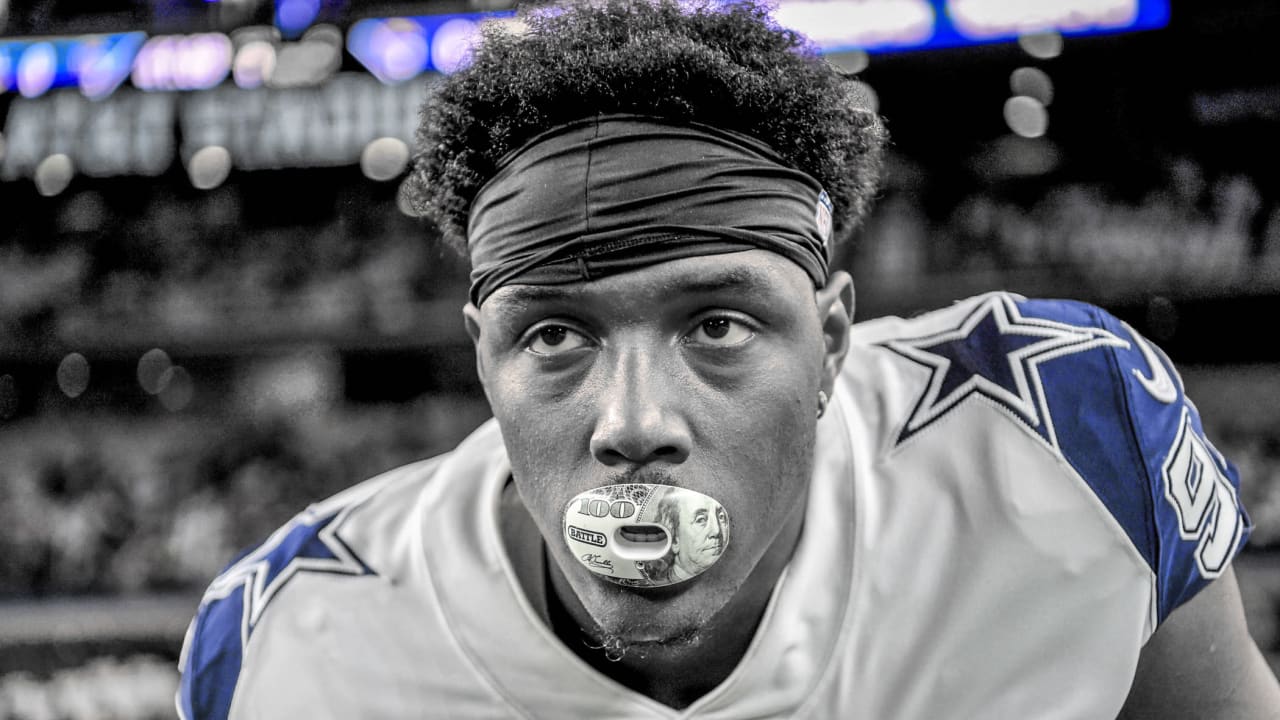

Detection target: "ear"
[463, 302, 488, 388]
[814, 271, 855, 398]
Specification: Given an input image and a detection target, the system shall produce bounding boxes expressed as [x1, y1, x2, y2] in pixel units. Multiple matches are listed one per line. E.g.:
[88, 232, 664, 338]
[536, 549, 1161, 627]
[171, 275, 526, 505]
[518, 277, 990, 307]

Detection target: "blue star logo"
[197, 496, 375, 650]
[179, 489, 381, 720]
[881, 293, 1129, 449]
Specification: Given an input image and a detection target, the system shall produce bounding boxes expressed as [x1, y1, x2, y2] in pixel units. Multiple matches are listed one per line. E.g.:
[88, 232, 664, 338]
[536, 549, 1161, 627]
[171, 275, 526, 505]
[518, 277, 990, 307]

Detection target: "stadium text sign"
[0, 90, 175, 180]
[0, 73, 429, 181]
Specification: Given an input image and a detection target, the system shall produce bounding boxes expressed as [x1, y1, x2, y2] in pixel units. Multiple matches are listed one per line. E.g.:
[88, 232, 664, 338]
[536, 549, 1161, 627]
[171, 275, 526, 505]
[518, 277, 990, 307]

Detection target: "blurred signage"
[0, 0, 1171, 100]
[0, 73, 428, 179]
[944, 0, 1168, 42]
[181, 72, 429, 169]
[0, 32, 145, 99]
[0, 88, 175, 180]
[779, 0, 1168, 52]
[776, 0, 936, 52]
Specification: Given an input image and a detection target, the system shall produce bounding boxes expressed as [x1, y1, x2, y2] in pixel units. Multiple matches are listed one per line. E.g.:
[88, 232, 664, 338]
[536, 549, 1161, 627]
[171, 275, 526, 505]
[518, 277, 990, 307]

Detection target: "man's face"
[673, 496, 728, 578]
[469, 250, 834, 648]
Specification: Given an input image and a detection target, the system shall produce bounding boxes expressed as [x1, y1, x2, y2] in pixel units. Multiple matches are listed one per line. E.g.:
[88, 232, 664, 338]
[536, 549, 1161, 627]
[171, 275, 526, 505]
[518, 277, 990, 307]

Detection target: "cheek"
[489, 364, 582, 458]
[718, 360, 816, 456]
[706, 374, 817, 536]
[485, 369, 603, 530]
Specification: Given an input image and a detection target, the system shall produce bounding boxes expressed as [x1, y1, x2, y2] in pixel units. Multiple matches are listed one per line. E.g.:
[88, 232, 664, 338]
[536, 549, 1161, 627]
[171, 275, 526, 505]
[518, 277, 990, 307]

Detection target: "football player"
[178, 1, 1280, 717]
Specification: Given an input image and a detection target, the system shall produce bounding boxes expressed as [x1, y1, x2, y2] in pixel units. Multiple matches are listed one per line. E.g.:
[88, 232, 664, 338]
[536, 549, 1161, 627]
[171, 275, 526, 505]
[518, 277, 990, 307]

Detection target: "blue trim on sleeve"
[1018, 300, 1159, 570]
[178, 588, 246, 720]
[1018, 299, 1251, 623]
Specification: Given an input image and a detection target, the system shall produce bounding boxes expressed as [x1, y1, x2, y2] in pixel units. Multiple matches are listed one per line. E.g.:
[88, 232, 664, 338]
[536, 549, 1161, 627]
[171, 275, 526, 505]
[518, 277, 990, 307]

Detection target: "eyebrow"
[486, 265, 781, 323]
[484, 285, 582, 326]
[660, 266, 777, 296]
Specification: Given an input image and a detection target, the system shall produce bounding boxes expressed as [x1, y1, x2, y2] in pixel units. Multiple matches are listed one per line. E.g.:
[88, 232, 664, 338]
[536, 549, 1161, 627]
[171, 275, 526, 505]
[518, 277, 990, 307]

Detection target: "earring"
[817, 390, 829, 419]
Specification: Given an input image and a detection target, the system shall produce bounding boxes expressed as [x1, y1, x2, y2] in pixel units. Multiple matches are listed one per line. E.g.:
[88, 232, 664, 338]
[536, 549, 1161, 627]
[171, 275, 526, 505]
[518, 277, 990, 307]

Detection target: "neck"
[545, 497, 807, 710]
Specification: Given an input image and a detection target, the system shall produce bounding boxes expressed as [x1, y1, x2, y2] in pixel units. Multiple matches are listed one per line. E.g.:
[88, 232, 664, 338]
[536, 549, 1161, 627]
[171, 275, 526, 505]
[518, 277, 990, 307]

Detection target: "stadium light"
[57, 353, 91, 399]
[1004, 95, 1049, 138]
[15, 42, 57, 97]
[232, 39, 276, 87]
[132, 33, 233, 91]
[1, 33, 145, 99]
[1010, 67, 1054, 106]
[137, 349, 173, 395]
[158, 366, 194, 412]
[430, 18, 481, 74]
[187, 145, 233, 189]
[347, 11, 512, 82]
[229, 25, 279, 88]
[276, 0, 321, 38]
[1018, 31, 1064, 59]
[267, 24, 342, 87]
[360, 137, 410, 181]
[73, 33, 147, 99]
[34, 153, 75, 196]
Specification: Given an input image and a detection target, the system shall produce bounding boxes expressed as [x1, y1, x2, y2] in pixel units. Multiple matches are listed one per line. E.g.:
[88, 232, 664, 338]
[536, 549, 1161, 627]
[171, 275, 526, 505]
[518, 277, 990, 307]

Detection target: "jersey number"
[1161, 408, 1242, 579]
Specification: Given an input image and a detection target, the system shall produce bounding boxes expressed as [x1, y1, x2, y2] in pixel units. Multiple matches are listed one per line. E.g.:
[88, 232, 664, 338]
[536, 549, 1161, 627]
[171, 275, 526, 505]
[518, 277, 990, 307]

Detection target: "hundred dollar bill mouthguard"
[562, 484, 730, 587]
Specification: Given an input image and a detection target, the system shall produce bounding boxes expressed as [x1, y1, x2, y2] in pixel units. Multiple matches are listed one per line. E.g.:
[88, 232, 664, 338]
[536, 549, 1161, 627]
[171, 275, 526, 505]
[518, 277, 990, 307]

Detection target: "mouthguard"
[562, 483, 730, 587]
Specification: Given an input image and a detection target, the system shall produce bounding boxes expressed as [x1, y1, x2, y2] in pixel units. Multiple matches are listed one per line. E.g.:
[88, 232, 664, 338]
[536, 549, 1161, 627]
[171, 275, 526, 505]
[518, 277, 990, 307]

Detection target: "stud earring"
[817, 390, 829, 419]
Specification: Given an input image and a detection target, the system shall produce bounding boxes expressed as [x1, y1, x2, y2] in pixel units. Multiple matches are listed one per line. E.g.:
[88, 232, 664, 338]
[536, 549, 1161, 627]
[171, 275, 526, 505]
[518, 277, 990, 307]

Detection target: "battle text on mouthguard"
[562, 484, 730, 587]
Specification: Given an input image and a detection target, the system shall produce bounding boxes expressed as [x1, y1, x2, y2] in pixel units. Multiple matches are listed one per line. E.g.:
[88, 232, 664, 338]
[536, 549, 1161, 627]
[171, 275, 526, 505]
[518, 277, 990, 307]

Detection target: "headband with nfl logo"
[465, 114, 833, 306]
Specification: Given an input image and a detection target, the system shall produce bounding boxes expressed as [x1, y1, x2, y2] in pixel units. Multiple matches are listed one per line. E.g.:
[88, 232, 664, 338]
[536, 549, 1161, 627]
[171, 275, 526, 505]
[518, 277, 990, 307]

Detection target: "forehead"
[479, 249, 816, 320]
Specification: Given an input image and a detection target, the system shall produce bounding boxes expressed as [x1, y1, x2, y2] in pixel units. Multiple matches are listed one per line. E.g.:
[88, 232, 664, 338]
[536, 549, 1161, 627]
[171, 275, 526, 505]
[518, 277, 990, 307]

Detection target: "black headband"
[466, 114, 833, 306]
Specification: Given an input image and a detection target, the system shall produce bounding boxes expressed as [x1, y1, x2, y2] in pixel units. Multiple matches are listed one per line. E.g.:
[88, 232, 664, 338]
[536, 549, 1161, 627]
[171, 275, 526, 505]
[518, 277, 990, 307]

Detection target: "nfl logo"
[815, 190, 833, 247]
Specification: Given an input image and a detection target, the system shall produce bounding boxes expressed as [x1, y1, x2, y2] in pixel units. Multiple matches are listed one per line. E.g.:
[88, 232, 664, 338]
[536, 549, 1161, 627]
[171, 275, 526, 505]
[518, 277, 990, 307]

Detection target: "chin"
[590, 608, 708, 657]
[582, 571, 734, 646]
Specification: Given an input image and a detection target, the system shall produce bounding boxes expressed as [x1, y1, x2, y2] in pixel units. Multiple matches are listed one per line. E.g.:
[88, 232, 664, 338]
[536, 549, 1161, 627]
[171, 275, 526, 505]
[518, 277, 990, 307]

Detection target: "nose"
[589, 346, 692, 467]
[707, 514, 723, 540]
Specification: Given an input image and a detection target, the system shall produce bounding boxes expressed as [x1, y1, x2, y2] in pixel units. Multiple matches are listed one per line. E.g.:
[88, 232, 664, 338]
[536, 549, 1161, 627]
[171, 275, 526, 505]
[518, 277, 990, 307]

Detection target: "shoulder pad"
[875, 294, 1250, 623]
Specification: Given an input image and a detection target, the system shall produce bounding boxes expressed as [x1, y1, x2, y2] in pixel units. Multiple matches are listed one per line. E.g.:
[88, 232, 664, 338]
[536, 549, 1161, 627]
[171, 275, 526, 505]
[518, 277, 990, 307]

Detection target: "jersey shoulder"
[849, 292, 1251, 622]
[175, 454, 448, 720]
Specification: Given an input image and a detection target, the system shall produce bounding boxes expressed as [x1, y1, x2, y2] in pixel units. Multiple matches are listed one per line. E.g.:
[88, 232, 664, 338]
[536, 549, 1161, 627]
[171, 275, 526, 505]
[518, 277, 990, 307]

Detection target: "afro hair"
[408, 0, 887, 256]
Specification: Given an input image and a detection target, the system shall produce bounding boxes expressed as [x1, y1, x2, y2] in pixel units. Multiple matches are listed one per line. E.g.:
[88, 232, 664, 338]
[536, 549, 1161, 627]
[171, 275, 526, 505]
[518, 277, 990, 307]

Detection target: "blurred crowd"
[0, 179, 469, 351]
[2, 161, 1278, 350]
[856, 159, 1279, 301]
[0, 656, 175, 720]
[0, 397, 490, 596]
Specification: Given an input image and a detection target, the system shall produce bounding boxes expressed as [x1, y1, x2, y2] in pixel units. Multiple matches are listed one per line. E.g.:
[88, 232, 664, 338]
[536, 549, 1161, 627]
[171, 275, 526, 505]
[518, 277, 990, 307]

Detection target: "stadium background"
[2, 0, 1279, 716]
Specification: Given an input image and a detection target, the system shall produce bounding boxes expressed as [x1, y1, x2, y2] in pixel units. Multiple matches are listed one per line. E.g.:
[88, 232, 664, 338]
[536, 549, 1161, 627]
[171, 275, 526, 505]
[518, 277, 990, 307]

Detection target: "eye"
[687, 317, 754, 346]
[526, 324, 590, 356]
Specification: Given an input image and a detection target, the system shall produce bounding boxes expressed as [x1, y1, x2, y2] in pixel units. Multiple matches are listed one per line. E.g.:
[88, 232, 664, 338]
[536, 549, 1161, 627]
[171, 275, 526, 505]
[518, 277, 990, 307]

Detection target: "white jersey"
[178, 292, 1251, 719]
